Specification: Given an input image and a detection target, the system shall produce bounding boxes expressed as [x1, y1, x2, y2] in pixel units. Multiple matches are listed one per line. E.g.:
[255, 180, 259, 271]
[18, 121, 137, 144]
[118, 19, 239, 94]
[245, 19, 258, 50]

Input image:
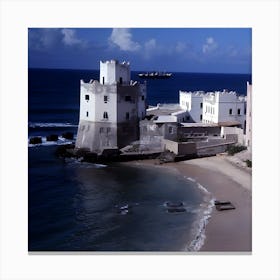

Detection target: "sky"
[28, 28, 252, 74]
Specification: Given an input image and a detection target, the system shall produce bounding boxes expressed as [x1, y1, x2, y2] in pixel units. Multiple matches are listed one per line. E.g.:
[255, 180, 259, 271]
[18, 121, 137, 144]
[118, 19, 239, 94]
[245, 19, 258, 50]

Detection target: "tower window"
[86, 111, 89, 117]
[126, 112, 130, 120]
[200, 102, 203, 109]
[119, 77, 123, 84]
[103, 112, 108, 119]
[200, 114, 202, 121]
[102, 77, 105, 84]
[142, 95, 145, 101]
[229, 108, 232, 115]
[85, 94, 89, 101]
[104, 95, 108, 103]
[238, 108, 241, 115]
[125, 96, 132, 102]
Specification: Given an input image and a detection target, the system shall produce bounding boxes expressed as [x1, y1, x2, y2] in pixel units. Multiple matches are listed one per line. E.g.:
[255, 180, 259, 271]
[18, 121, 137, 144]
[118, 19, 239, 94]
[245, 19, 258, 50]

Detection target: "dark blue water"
[28, 68, 251, 251]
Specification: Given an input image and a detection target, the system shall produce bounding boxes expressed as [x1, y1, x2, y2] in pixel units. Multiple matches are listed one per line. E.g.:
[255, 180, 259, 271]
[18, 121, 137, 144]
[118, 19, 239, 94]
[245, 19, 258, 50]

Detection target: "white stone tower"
[75, 60, 147, 153]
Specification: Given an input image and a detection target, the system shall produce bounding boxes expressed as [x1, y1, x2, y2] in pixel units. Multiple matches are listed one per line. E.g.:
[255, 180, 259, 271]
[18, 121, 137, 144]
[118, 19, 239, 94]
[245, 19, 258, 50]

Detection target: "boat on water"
[138, 72, 172, 79]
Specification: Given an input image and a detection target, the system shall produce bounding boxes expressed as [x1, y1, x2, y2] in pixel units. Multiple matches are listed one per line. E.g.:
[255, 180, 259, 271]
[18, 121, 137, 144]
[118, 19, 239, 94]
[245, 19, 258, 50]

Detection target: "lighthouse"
[75, 60, 147, 153]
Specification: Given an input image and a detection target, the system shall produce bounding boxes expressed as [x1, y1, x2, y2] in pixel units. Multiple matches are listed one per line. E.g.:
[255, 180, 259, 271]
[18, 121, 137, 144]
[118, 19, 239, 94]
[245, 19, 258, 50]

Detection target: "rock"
[29, 137, 42, 144]
[46, 134, 58, 141]
[74, 148, 91, 157]
[62, 132, 74, 140]
[82, 152, 98, 162]
[55, 144, 75, 157]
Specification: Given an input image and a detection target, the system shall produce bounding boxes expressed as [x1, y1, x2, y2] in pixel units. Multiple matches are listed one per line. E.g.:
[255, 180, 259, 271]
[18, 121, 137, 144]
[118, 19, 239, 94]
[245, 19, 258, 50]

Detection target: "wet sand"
[132, 155, 252, 252]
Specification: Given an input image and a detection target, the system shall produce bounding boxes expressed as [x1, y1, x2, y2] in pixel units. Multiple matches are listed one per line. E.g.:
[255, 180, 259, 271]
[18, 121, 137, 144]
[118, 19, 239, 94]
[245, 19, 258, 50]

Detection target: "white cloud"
[202, 37, 218, 54]
[29, 28, 87, 50]
[109, 28, 140, 51]
[61, 29, 85, 47]
[175, 42, 187, 53]
[144, 38, 156, 50]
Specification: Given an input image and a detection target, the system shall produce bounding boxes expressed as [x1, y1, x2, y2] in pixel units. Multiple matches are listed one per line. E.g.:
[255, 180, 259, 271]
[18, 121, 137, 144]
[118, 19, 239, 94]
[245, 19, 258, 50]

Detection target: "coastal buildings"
[179, 91, 204, 122]
[75, 59, 251, 157]
[179, 90, 247, 127]
[75, 60, 147, 153]
[245, 82, 252, 152]
[142, 86, 250, 155]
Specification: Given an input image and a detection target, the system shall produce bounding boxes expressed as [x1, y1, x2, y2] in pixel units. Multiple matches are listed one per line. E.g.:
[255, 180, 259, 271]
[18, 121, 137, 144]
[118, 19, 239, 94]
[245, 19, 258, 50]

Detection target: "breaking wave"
[186, 198, 215, 251]
[185, 180, 215, 252]
[28, 122, 78, 128]
[28, 136, 76, 147]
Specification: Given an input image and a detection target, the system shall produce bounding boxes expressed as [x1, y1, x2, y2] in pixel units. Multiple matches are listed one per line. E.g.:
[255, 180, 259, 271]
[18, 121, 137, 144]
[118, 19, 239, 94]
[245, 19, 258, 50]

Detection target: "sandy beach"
[132, 154, 252, 252]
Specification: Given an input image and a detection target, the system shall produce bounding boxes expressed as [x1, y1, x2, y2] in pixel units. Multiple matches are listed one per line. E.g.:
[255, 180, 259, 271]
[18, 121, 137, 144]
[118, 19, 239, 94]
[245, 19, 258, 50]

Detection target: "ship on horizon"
[138, 71, 172, 79]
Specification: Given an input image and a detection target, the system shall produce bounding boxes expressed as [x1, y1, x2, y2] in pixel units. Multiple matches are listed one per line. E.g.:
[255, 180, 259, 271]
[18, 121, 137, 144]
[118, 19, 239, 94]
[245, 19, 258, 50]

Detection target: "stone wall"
[221, 126, 245, 145]
[163, 139, 197, 155]
[197, 142, 235, 157]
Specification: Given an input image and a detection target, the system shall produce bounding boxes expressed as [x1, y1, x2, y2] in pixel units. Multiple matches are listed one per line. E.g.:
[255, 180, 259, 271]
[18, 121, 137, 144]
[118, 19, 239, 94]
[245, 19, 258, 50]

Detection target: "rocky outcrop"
[29, 137, 42, 144]
[62, 132, 74, 140]
[46, 134, 58, 141]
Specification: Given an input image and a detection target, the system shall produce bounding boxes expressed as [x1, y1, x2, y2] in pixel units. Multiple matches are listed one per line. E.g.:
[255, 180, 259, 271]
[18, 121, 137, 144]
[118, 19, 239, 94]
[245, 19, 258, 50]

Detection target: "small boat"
[215, 200, 236, 211]
[164, 201, 186, 213]
[138, 72, 172, 79]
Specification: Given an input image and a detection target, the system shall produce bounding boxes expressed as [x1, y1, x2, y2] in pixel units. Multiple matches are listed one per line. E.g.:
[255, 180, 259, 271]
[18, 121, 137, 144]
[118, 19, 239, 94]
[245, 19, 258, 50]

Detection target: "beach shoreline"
[129, 154, 252, 252]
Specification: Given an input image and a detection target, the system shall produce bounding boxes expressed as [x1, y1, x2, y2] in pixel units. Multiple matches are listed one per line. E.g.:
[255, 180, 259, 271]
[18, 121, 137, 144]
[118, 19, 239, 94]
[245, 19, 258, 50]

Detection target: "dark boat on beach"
[138, 72, 172, 79]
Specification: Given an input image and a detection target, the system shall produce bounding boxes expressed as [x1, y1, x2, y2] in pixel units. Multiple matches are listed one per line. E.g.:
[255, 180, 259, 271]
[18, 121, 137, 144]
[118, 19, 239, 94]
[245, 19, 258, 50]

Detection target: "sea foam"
[186, 198, 215, 252]
[29, 122, 78, 128]
[28, 136, 76, 147]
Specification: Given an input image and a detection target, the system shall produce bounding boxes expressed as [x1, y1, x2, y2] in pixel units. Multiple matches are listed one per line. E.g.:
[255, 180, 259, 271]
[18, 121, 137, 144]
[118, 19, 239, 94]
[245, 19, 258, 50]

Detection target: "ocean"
[28, 69, 251, 251]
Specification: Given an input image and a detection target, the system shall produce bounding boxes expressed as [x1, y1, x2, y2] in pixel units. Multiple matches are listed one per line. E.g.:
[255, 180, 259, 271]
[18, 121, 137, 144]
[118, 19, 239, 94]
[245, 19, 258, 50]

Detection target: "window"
[142, 95, 145, 101]
[107, 127, 111, 133]
[187, 116, 190, 121]
[104, 95, 108, 103]
[99, 127, 104, 133]
[85, 94, 89, 101]
[244, 108, 247, 114]
[125, 96, 132, 102]
[103, 112, 108, 119]
[200, 102, 203, 109]
[200, 114, 202, 121]
[119, 77, 123, 84]
[237, 108, 241, 115]
[86, 111, 89, 117]
[229, 108, 232, 115]
[126, 112, 130, 120]
[102, 77, 105, 84]
[168, 126, 173, 134]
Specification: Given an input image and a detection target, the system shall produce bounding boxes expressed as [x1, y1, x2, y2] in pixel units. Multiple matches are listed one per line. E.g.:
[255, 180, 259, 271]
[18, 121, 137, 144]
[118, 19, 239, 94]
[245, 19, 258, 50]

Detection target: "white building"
[203, 90, 246, 128]
[146, 103, 189, 123]
[179, 91, 204, 122]
[75, 60, 147, 153]
[179, 89, 246, 128]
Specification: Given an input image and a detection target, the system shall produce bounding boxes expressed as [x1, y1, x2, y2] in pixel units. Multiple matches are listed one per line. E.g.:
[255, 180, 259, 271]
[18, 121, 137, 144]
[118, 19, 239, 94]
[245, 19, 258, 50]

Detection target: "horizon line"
[28, 67, 252, 75]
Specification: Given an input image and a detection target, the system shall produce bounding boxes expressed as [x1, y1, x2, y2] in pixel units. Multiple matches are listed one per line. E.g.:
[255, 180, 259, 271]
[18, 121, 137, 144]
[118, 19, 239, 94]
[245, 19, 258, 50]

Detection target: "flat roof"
[146, 104, 182, 116]
[180, 121, 241, 127]
[180, 123, 218, 128]
[153, 115, 177, 123]
[218, 121, 241, 126]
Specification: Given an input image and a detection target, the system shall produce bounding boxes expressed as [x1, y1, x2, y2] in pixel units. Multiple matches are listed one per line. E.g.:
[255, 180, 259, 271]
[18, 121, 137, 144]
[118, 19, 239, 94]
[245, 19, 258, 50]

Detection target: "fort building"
[75, 60, 147, 153]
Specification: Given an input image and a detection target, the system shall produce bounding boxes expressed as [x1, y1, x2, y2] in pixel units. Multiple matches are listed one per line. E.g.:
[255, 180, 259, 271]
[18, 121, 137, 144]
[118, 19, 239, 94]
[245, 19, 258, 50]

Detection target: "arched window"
[103, 112, 108, 119]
